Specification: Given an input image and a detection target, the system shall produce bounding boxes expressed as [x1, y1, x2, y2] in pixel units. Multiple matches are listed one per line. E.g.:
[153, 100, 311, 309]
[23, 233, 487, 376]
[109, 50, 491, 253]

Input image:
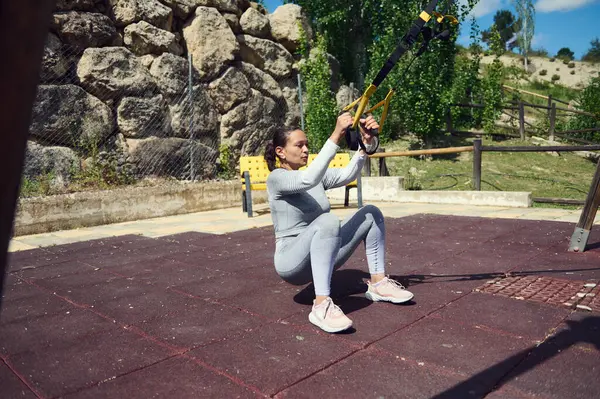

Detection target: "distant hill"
[479, 54, 600, 90]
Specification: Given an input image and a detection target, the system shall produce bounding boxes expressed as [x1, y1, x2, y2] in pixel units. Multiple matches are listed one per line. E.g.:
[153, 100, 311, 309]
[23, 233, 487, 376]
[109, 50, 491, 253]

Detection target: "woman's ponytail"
[264, 140, 277, 171]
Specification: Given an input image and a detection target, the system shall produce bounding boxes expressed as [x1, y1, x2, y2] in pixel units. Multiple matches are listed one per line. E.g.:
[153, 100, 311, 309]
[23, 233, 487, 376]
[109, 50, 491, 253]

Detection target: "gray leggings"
[274, 204, 386, 296]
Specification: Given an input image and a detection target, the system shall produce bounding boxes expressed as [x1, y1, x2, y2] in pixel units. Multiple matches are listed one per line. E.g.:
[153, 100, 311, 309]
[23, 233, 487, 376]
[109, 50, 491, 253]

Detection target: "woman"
[264, 112, 414, 333]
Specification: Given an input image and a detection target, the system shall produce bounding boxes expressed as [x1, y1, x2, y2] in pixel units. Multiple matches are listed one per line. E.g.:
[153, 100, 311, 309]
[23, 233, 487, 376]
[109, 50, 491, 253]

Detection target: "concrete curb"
[14, 180, 267, 237]
[388, 190, 532, 208]
[329, 177, 532, 208]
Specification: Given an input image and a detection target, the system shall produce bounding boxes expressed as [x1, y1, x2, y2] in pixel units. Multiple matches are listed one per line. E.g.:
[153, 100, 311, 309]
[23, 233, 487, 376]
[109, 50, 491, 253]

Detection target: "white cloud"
[458, 0, 506, 18]
[535, 0, 598, 12]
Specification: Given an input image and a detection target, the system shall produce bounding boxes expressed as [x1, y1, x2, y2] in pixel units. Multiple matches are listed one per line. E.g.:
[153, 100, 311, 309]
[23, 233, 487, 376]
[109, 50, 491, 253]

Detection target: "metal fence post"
[188, 53, 195, 181]
[297, 73, 305, 131]
[473, 138, 482, 191]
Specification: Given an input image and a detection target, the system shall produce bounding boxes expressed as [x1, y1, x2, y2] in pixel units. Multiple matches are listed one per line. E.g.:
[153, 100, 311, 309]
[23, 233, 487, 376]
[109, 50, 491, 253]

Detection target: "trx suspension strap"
[343, 0, 458, 154]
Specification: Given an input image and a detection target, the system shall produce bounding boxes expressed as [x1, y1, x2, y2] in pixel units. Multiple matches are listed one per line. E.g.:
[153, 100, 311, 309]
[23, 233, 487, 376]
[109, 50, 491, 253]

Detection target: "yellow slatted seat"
[239, 153, 362, 217]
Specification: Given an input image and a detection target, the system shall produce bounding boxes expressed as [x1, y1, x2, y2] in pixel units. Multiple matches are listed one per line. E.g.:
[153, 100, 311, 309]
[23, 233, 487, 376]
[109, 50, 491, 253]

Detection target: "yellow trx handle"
[343, 84, 378, 128]
[432, 11, 458, 25]
[365, 89, 394, 130]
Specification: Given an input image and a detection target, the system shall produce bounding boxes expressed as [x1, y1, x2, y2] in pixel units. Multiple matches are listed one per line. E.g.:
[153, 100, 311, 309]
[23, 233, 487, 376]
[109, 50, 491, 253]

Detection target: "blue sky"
[264, 0, 600, 60]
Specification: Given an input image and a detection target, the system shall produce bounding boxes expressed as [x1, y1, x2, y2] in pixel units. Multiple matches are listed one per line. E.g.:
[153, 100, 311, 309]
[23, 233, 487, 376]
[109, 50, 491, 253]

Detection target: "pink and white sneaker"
[365, 277, 414, 304]
[308, 297, 353, 333]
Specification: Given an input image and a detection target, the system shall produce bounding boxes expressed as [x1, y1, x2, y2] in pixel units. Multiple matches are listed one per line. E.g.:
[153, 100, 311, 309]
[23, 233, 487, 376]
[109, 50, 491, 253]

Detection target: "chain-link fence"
[20, 3, 306, 198]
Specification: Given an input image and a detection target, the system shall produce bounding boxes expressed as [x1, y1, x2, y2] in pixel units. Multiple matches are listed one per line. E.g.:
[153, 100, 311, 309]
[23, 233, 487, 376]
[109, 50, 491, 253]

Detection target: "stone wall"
[27, 1, 323, 188]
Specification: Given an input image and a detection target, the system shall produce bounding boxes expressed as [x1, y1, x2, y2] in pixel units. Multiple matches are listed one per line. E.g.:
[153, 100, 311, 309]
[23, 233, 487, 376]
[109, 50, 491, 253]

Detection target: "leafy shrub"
[551, 74, 560, 81]
[570, 70, 576, 75]
[539, 69, 547, 76]
[568, 62, 575, 68]
[549, 57, 555, 62]
[567, 76, 600, 141]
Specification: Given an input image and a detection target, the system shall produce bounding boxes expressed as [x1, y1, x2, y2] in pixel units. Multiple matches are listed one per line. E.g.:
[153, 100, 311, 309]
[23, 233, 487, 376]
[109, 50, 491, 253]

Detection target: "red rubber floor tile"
[0, 282, 74, 325]
[61, 356, 259, 399]
[7, 327, 174, 398]
[136, 297, 267, 350]
[0, 361, 37, 398]
[375, 316, 534, 389]
[496, 339, 600, 399]
[15, 259, 99, 281]
[275, 346, 487, 399]
[7, 248, 65, 272]
[0, 308, 116, 356]
[188, 322, 358, 396]
[434, 292, 570, 339]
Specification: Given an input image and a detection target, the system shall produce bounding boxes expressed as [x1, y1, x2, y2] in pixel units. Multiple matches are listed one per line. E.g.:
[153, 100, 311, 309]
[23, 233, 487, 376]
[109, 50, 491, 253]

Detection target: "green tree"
[556, 47, 574, 61]
[482, 26, 505, 134]
[513, 0, 535, 71]
[289, 0, 379, 86]
[291, 0, 479, 145]
[582, 38, 600, 63]
[298, 32, 338, 152]
[481, 10, 520, 50]
[451, 17, 484, 129]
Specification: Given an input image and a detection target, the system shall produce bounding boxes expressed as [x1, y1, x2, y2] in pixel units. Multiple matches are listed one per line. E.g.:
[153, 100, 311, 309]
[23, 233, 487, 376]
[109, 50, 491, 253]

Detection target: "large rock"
[52, 12, 117, 52]
[40, 33, 69, 82]
[222, 12, 241, 34]
[117, 95, 171, 138]
[183, 7, 239, 81]
[55, 0, 97, 11]
[210, 0, 241, 14]
[23, 142, 80, 188]
[150, 53, 189, 97]
[220, 89, 281, 156]
[269, 4, 313, 53]
[208, 67, 251, 114]
[237, 34, 293, 79]
[158, 0, 203, 19]
[138, 54, 157, 68]
[124, 20, 183, 56]
[126, 137, 218, 179]
[239, 62, 284, 103]
[110, 0, 173, 30]
[239, 7, 270, 38]
[279, 78, 302, 127]
[336, 84, 360, 111]
[29, 85, 113, 149]
[168, 85, 219, 146]
[77, 47, 158, 101]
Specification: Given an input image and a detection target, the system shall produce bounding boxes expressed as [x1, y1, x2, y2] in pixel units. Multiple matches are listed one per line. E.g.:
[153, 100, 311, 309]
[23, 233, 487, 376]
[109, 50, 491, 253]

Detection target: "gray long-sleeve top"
[266, 139, 366, 239]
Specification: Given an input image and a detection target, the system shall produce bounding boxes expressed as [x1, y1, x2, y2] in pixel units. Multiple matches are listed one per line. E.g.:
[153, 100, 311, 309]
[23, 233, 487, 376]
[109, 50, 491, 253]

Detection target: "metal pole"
[297, 73, 305, 131]
[569, 160, 600, 253]
[188, 53, 195, 181]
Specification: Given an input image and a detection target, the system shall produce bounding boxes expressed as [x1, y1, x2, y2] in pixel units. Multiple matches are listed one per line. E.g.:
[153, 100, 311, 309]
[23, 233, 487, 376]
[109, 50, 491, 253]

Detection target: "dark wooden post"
[378, 148, 389, 176]
[365, 156, 372, 176]
[473, 138, 482, 191]
[0, 0, 56, 312]
[549, 102, 556, 142]
[547, 95, 553, 118]
[569, 160, 600, 252]
[519, 101, 526, 140]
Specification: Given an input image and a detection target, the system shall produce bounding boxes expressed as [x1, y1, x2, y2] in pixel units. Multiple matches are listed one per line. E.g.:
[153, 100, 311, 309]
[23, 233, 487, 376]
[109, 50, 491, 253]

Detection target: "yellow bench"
[240, 153, 363, 217]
